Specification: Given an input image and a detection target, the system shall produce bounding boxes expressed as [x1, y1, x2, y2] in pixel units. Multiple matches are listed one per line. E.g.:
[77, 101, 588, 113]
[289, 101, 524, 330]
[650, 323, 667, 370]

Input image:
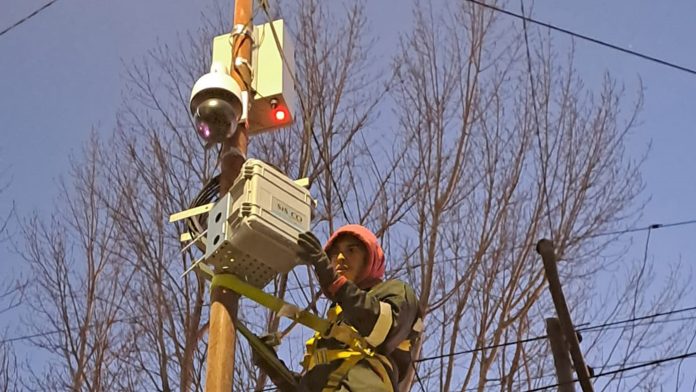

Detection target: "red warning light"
[274, 108, 287, 122]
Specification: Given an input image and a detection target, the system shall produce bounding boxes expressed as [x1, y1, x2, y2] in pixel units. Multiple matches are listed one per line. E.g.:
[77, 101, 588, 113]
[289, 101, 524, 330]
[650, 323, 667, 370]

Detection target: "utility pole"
[204, 0, 253, 391]
[537, 239, 594, 392]
[546, 317, 575, 392]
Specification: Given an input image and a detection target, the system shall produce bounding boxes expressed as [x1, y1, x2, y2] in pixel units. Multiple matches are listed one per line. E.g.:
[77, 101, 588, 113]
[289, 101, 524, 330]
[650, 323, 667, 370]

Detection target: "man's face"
[327, 235, 368, 283]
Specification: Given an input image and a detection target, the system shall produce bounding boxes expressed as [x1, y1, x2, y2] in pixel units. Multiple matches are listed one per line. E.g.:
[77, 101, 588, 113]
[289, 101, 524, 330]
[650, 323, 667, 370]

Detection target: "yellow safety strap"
[211, 273, 402, 392]
[302, 304, 394, 391]
[304, 348, 393, 372]
[322, 353, 364, 392]
[211, 273, 332, 334]
[319, 352, 394, 392]
[304, 348, 364, 370]
[323, 306, 371, 352]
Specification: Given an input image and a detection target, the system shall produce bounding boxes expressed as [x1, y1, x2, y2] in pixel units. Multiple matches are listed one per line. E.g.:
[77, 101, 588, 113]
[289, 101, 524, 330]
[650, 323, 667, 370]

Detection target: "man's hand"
[297, 231, 347, 300]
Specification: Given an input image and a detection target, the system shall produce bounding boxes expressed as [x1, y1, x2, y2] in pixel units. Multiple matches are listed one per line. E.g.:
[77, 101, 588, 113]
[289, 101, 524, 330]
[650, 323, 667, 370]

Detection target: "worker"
[253, 224, 422, 391]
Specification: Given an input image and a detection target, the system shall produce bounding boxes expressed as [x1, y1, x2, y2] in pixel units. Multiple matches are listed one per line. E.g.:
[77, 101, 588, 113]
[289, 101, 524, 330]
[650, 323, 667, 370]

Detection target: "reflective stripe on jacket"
[300, 279, 420, 391]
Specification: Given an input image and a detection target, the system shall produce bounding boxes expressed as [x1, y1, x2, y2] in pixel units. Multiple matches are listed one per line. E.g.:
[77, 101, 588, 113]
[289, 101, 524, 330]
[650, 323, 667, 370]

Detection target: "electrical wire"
[412, 361, 427, 392]
[414, 303, 696, 363]
[519, 0, 554, 239]
[525, 350, 696, 391]
[181, 174, 220, 253]
[207, 4, 696, 386]
[416, 334, 548, 363]
[579, 315, 696, 334]
[0, 330, 60, 344]
[576, 304, 696, 333]
[464, 353, 696, 392]
[259, 1, 352, 223]
[282, 216, 696, 293]
[253, 356, 427, 391]
[0, 316, 141, 344]
[584, 219, 696, 239]
[0, 0, 60, 38]
[394, 217, 696, 274]
[240, 224, 696, 385]
[675, 329, 696, 391]
[465, 0, 696, 76]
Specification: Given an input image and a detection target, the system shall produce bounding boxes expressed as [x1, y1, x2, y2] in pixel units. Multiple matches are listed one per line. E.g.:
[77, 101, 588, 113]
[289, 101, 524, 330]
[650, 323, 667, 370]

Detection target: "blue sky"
[1, 0, 695, 389]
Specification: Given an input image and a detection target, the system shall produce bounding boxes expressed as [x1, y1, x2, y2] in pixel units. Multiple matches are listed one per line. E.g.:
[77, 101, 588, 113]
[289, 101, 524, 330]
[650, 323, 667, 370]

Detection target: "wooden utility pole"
[537, 239, 594, 392]
[546, 317, 576, 392]
[204, 1, 253, 391]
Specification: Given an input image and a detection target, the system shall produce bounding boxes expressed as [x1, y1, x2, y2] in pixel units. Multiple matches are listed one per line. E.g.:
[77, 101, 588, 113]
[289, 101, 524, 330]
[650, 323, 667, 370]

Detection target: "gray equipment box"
[205, 159, 313, 288]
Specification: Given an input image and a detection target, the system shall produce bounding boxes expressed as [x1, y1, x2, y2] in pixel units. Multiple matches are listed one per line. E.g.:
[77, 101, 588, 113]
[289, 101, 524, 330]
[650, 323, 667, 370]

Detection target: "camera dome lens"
[194, 98, 238, 143]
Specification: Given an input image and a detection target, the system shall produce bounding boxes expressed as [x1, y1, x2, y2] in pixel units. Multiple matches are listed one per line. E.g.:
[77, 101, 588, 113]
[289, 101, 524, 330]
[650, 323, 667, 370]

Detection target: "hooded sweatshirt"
[323, 224, 386, 291]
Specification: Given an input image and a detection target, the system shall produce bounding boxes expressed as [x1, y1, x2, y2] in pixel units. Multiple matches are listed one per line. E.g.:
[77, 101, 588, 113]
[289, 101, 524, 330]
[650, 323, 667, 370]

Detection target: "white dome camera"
[189, 62, 244, 145]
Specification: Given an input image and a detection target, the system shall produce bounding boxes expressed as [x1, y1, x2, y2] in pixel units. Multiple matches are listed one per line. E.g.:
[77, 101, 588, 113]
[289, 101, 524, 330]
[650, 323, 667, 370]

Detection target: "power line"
[525, 350, 696, 391]
[395, 217, 696, 274]
[465, 0, 696, 76]
[416, 334, 547, 363]
[259, 2, 352, 223]
[0, 330, 60, 344]
[283, 216, 696, 294]
[278, 216, 696, 305]
[246, 292, 696, 388]
[580, 315, 696, 334]
[0, 316, 141, 345]
[251, 364, 428, 392]
[585, 219, 696, 239]
[0, 0, 60, 38]
[577, 305, 696, 333]
[412, 362, 427, 392]
[467, 353, 696, 392]
[519, 0, 554, 240]
[415, 303, 696, 363]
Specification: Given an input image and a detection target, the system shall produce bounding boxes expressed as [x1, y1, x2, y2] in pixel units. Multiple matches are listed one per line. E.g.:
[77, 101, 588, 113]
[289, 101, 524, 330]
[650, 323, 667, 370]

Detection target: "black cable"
[305, 127, 352, 223]
[291, 216, 696, 291]
[602, 226, 654, 375]
[468, 352, 696, 392]
[0, 316, 142, 344]
[0, 0, 59, 38]
[414, 303, 696, 362]
[519, 0, 554, 240]
[525, 350, 696, 391]
[260, 1, 352, 223]
[416, 334, 548, 363]
[0, 330, 61, 344]
[396, 217, 696, 274]
[466, 0, 696, 76]
[580, 315, 696, 333]
[182, 174, 220, 253]
[675, 329, 696, 392]
[584, 219, 696, 239]
[576, 304, 696, 333]
[412, 362, 427, 392]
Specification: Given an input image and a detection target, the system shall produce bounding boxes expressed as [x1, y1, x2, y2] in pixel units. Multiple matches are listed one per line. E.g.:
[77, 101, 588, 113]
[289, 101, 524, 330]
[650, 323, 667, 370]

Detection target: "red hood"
[324, 224, 385, 289]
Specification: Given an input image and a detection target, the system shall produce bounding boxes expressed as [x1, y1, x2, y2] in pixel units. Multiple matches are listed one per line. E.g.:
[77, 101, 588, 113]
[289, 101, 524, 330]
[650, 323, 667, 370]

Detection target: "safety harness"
[302, 304, 394, 392]
[209, 272, 421, 392]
